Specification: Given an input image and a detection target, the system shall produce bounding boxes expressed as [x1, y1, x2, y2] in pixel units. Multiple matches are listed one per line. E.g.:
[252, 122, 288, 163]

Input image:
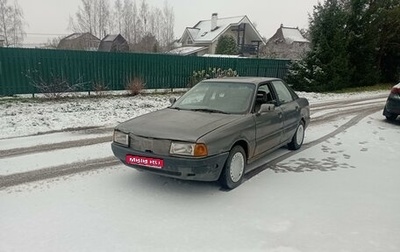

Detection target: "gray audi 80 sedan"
[112, 77, 310, 189]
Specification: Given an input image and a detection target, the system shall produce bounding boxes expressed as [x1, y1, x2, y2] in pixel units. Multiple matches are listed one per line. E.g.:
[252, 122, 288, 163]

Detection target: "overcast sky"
[17, 0, 320, 46]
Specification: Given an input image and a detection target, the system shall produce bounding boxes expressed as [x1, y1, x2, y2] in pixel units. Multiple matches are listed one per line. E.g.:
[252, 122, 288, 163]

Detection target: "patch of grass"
[332, 83, 394, 93]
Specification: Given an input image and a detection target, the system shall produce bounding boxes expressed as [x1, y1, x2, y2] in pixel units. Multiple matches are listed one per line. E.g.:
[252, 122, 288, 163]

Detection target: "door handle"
[278, 112, 283, 119]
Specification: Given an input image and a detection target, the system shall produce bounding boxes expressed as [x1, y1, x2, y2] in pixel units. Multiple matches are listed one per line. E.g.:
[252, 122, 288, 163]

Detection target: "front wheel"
[386, 115, 397, 121]
[383, 107, 398, 121]
[288, 121, 305, 150]
[386, 114, 398, 121]
[219, 146, 246, 189]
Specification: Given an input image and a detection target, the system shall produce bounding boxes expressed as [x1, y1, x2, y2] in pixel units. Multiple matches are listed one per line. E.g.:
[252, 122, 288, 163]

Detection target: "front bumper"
[111, 143, 229, 182]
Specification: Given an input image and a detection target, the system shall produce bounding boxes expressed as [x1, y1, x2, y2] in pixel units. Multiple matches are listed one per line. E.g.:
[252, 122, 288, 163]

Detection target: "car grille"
[129, 135, 171, 155]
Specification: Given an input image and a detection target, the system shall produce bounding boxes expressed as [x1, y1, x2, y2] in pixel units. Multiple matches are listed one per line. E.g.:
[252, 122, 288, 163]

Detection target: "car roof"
[201, 77, 281, 85]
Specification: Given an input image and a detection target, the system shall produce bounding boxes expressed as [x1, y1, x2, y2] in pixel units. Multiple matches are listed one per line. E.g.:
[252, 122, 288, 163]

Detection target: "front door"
[254, 84, 284, 156]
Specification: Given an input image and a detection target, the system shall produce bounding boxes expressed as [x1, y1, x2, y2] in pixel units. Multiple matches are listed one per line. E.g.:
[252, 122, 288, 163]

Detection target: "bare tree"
[96, 0, 110, 38]
[139, 0, 149, 36]
[162, 0, 174, 49]
[69, 0, 175, 51]
[151, 7, 163, 44]
[0, 0, 26, 47]
[122, 0, 135, 44]
[69, 0, 110, 39]
[113, 0, 123, 34]
[69, 0, 95, 35]
[44, 36, 63, 49]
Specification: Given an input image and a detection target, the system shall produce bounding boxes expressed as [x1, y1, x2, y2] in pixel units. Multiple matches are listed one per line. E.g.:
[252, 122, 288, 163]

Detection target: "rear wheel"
[219, 146, 246, 189]
[288, 121, 305, 150]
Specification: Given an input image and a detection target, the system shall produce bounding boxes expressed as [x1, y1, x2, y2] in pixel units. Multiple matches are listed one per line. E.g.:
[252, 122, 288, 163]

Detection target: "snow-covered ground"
[1, 90, 399, 252]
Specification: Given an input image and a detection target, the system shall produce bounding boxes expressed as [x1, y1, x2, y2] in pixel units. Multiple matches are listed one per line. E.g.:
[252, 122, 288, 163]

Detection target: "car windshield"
[171, 81, 255, 114]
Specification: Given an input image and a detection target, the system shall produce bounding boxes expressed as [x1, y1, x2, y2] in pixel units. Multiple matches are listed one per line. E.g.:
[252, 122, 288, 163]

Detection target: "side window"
[254, 84, 273, 112]
[272, 81, 294, 104]
[258, 85, 270, 94]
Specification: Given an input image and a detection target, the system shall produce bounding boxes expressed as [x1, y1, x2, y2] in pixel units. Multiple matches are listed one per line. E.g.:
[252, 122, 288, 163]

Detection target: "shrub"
[189, 67, 238, 87]
[126, 78, 145, 96]
[26, 70, 85, 99]
[92, 82, 109, 96]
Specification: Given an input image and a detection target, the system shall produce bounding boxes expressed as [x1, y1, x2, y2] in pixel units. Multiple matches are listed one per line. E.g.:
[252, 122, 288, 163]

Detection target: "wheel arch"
[231, 140, 249, 160]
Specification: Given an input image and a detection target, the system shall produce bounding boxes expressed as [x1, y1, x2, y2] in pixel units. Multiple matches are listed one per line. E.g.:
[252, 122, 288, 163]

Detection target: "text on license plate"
[125, 155, 164, 169]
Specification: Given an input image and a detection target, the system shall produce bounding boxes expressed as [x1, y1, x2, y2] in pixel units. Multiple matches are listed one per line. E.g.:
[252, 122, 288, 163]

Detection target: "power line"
[26, 32, 69, 36]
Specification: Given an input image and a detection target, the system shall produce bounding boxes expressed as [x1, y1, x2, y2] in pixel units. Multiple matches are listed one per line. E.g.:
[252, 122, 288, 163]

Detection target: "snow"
[168, 46, 207, 55]
[1, 89, 399, 252]
[191, 15, 246, 42]
[0, 143, 110, 175]
[281, 27, 309, 44]
[0, 95, 170, 139]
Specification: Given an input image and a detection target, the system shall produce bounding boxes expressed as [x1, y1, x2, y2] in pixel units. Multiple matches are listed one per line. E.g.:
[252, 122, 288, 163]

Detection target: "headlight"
[170, 142, 208, 157]
[113, 130, 129, 146]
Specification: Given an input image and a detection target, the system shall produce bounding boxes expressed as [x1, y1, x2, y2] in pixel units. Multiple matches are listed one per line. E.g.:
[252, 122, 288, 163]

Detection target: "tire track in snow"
[311, 103, 384, 125]
[0, 136, 112, 158]
[243, 106, 383, 182]
[0, 157, 119, 189]
[309, 94, 386, 109]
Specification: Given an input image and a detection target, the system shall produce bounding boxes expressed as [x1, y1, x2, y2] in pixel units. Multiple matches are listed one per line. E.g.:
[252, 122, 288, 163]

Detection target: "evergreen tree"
[373, 0, 400, 82]
[215, 35, 238, 55]
[288, 0, 351, 91]
[287, 0, 400, 91]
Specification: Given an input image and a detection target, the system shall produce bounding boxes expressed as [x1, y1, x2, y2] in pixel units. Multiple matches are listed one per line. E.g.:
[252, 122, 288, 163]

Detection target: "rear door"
[271, 80, 301, 143]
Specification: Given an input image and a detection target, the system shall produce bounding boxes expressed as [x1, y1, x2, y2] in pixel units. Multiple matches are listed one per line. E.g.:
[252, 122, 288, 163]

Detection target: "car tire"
[288, 121, 305, 150]
[386, 114, 397, 121]
[219, 145, 246, 189]
[383, 107, 397, 121]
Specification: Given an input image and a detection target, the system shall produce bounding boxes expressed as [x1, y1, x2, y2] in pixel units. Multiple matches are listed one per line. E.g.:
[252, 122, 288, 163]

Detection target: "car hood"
[116, 108, 241, 142]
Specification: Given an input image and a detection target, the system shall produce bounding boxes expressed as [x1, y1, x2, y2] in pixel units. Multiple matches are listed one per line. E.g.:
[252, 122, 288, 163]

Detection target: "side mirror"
[258, 103, 275, 114]
[169, 97, 177, 105]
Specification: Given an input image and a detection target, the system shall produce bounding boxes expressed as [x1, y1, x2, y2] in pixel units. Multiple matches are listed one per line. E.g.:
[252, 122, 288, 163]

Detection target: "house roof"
[268, 26, 309, 45]
[167, 46, 208, 56]
[57, 32, 100, 50]
[60, 33, 100, 42]
[202, 54, 242, 58]
[102, 34, 119, 42]
[64, 33, 82, 40]
[182, 15, 265, 44]
[63, 33, 96, 40]
[98, 34, 129, 52]
[281, 27, 309, 43]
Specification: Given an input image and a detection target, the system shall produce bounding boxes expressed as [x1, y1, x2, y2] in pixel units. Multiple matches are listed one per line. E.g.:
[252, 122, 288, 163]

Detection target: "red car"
[383, 83, 400, 121]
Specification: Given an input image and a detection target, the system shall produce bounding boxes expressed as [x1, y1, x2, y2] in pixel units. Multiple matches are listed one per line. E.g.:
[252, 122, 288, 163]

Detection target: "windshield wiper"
[190, 108, 229, 114]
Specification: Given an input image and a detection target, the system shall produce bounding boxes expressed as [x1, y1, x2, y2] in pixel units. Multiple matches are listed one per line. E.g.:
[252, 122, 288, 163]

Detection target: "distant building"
[57, 33, 100, 51]
[265, 25, 311, 60]
[98, 34, 129, 52]
[169, 13, 265, 57]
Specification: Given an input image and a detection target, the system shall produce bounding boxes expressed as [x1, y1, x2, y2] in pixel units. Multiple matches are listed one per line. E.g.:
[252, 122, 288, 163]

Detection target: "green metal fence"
[0, 47, 290, 96]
